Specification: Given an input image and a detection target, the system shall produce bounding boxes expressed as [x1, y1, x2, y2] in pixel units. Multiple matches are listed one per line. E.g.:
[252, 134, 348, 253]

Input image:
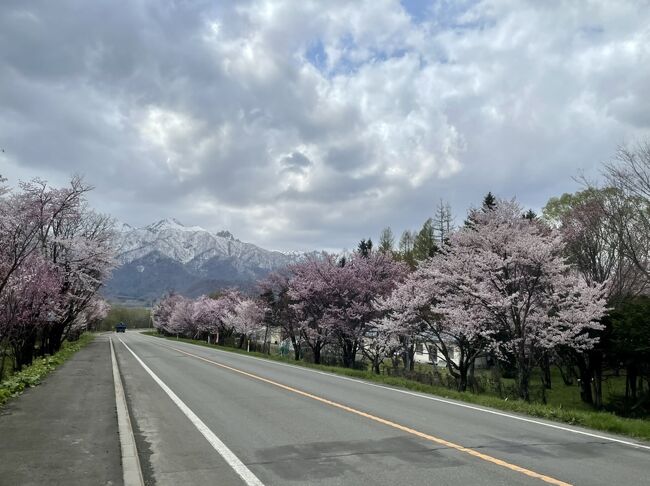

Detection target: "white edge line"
[118, 337, 265, 486]
[110, 338, 145, 486]
[139, 332, 650, 452]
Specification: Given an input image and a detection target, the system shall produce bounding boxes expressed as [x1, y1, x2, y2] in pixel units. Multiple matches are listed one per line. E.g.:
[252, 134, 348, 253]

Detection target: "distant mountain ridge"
[103, 218, 312, 304]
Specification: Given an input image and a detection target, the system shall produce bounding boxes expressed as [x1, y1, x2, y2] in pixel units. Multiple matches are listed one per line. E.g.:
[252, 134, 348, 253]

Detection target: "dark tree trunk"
[590, 353, 603, 409]
[372, 358, 381, 374]
[402, 344, 415, 371]
[576, 357, 594, 405]
[627, 363, 638, 400]
[468, 359, 477, 392]
[13, 331, 37, 371]
[457, 365, 468, 392]
[541, 353, 552, 389]
[313, 345, 321, 365]
[341, 339, 357, 368]
[516, 349, 531, 402]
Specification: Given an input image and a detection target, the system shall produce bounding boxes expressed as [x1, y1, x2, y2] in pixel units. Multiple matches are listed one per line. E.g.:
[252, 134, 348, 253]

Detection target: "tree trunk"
[516, 351, 531, 402]
[627, 363, 638, 400]
[290, 336, 301, 360]
[262, 323, 270, 354]
[313, 345, 321, 365]
[45, 320, 70, 355]
[468, 359, 476, 392]
[373, 358, 381, 374]
[541, 353, 552, 389]
[341, 339, 357, 368]
[457, 365, 468, 392]
[575, 355, 594, 405]
[590, 353, 603, 409]
[556, 362, 574, 386]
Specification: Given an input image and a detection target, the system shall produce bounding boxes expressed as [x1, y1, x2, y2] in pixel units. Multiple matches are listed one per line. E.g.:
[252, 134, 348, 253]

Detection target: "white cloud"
[1, 0, 649, 251]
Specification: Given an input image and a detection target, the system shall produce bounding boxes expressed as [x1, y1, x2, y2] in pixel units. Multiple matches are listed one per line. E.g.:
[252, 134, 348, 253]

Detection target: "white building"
[413, 341, 488, 368]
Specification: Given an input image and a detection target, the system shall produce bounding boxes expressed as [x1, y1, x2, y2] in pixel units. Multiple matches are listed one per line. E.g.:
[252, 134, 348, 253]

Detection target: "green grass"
[144, 331, 650, 442]
[0, 333, 95, 406]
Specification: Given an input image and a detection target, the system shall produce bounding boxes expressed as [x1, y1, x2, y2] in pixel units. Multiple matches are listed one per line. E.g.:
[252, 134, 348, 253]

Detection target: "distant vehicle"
[115, 322, 127, 333]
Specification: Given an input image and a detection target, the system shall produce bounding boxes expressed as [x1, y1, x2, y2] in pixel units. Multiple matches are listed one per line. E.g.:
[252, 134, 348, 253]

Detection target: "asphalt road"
[113, 332, 649, 486]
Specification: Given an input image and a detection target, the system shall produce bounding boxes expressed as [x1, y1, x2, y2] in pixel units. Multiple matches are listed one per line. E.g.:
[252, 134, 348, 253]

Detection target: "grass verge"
[143, 331, 650, 442]
[0, 333, 96, 406]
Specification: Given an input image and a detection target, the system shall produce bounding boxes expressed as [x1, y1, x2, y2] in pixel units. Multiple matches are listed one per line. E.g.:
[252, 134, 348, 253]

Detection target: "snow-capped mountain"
[103, 218, 308, 303]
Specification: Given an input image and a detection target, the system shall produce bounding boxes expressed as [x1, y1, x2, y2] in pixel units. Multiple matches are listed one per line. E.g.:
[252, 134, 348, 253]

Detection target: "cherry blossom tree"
[0, 175, 115, 366]
[192, 290, 242, 343]
[381, 239, 499, 390]
[331, 252, 407, 367]
[287, 255, 337, 364]
[39, 205, 116, 353]
[431, 200, 608, 400]
[79, 297, 111, 332]
[288, 252, 407, 367]
[360, 319, 401, 374]
[259, 272, 302, 359]
[168, 297, 197, 337]
[0, 254, 63, 370]
[152, 293, 183, 334]
[223, 298, 264, 350]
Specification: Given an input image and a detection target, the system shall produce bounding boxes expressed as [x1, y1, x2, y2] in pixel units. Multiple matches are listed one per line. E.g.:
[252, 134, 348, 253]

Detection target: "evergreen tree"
[413, 218, 437, 260]
[483, 191, 497, 211]
[523, 209, 537, 220]
[465, 192, 498, 228]
[357, 238, 373, 258]
[378, 227, 395, 254]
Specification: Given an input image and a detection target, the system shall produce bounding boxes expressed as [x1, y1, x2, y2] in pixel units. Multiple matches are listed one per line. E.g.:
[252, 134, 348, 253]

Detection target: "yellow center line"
[153, 339, 572, 486]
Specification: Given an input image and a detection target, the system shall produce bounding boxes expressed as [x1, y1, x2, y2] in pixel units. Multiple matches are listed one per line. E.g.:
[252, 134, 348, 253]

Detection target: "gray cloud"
[1, 0, 649, 251]
[281, 152, 312, 173]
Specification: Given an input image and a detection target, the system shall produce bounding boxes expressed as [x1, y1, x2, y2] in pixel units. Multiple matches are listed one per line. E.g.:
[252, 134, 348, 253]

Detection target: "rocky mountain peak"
[104, 219, 310, 303]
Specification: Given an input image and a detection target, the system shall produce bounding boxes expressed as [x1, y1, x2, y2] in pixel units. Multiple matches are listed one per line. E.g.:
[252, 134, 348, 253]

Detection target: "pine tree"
[523, 209, 537, 220]
[465, 192, 497, 228]
[357, 238, 373, 257]
[483, 191, 497, 211]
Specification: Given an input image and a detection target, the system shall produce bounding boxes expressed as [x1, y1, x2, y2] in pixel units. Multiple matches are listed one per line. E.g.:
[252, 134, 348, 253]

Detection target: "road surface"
[110, 331, 649, 486]
[0, 336, 122, 486]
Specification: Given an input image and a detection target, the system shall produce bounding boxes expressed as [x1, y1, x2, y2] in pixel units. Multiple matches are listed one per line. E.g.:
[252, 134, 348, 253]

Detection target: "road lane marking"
[140, 333, 650, 452]
[155, 340, 571, 486]
[118, 338, 265, 486]
[110, 338, 145, 486]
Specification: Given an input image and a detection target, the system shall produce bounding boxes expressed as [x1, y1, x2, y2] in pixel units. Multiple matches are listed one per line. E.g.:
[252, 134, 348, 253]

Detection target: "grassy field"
[144, 330, 650, 442]
[0, 333, 95, 406]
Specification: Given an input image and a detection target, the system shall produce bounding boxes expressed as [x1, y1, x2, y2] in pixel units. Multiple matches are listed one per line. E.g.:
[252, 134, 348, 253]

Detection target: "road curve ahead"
[112, 332, 649, 486]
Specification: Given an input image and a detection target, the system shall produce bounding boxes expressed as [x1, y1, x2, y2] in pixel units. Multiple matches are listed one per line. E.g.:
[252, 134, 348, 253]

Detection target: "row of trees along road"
[0, 175, 114, 377]
[154, 141, 649, 409]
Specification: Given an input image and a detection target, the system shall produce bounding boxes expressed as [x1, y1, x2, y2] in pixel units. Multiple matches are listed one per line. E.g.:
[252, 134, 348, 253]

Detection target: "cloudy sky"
[1, 0, 649, 251]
